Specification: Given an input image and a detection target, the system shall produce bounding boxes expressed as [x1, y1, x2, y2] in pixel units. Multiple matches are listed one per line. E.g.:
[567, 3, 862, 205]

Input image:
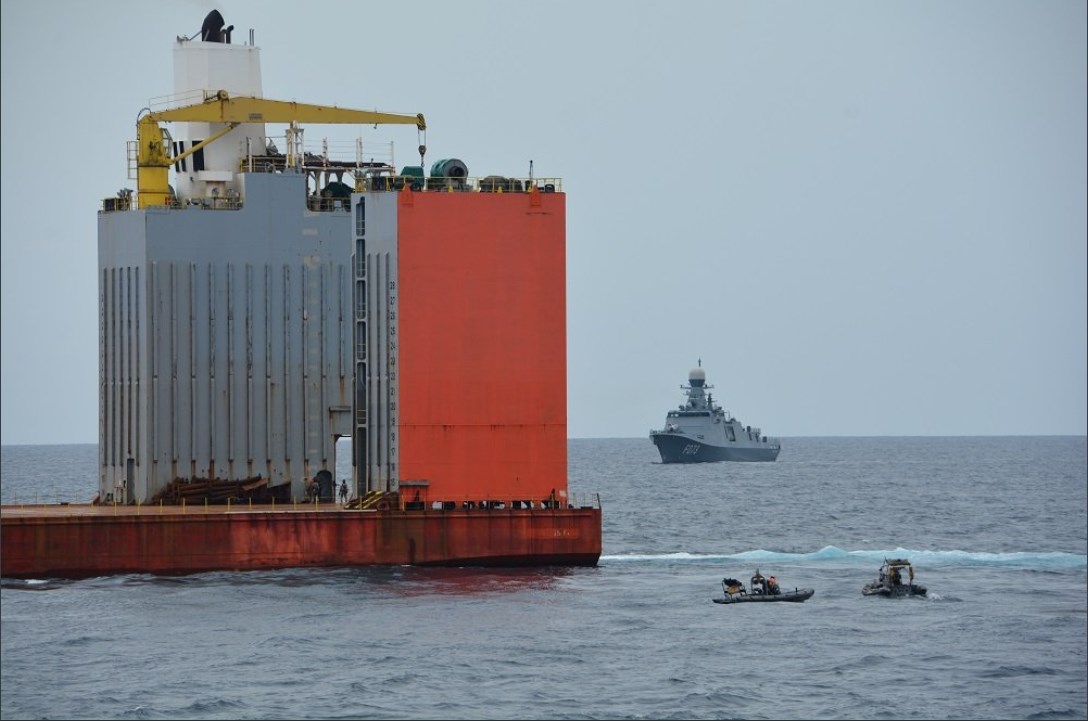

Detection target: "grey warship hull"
[651, 432, 780, 463]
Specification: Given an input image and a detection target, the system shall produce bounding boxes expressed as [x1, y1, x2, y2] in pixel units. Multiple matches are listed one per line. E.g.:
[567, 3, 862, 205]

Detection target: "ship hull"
[0, 505, 602, 580]
[650, 433, 780, 463]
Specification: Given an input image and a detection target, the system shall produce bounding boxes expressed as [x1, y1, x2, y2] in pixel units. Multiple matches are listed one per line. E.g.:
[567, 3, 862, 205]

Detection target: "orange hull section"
[396, 191, 567, 502]
[0, 504, 601, 579]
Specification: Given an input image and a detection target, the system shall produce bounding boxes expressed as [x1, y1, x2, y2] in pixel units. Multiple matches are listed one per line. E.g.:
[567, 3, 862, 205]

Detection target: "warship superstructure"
[650, 361, 781, 463]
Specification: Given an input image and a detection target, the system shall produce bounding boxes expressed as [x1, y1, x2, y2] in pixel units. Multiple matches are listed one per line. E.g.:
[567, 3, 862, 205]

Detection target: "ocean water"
[1, 437, 1085, 720]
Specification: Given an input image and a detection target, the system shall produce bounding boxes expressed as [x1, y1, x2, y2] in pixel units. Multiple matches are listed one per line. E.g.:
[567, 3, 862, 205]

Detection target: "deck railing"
[101, 175, 563, 213]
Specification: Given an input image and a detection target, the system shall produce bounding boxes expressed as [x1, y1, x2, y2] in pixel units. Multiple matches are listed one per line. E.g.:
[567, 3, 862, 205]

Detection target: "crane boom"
[135, 90, 426, 208]
[149, 90, 426, 130]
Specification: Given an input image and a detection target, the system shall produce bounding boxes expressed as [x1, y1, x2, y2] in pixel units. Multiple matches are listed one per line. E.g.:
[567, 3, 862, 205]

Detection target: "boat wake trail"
[602, 546, 1087, 569]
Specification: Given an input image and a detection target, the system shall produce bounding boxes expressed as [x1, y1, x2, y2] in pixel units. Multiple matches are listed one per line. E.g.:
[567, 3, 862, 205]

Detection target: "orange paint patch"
[395, 192, 567, 503]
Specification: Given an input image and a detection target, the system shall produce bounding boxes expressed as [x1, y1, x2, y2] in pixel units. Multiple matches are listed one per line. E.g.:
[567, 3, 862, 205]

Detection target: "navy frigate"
[649, 361, 781, 463]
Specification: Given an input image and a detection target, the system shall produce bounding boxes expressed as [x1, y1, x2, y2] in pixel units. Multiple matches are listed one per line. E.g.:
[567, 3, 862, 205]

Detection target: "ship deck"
[3, 501, 387, 518]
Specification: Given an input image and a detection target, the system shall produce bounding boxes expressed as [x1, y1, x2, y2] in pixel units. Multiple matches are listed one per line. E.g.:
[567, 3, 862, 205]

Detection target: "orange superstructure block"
[395, 190, 567, 504]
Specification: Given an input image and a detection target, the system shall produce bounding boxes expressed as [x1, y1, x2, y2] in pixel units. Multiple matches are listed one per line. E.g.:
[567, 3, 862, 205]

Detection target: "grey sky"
[2, 0, 1085, 444]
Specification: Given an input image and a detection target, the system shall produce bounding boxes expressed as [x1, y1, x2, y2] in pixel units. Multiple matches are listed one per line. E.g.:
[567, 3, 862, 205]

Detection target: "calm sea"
[2, 437, 1086, 720]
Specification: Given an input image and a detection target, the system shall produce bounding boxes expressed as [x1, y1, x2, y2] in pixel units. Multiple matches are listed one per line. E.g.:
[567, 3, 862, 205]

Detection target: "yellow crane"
[136, 90, 426, 208]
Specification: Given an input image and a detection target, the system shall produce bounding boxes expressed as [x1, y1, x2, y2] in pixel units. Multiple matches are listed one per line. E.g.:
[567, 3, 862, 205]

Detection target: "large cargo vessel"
[0, 11, 601, 579]
[649, 361, 781, 463]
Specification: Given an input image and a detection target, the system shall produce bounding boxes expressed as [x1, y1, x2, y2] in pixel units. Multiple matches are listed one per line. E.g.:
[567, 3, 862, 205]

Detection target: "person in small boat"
[889, 567, 902, 587]
[767, 576, 780, 595]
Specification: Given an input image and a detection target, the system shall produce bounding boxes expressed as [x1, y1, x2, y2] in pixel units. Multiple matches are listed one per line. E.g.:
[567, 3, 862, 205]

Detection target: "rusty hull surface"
[0, 503, 602, 579]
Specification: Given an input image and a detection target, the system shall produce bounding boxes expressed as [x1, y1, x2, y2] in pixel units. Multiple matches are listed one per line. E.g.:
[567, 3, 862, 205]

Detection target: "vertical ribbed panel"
[148, 263, 157, 497]
[100, 265, 144, 503]
[245, 263, 254, 475]
[368, 245, 398, 486]
[188, 262, 196, 480]
[107, 268, 116, 470]
[264, 264, 272, 464]
[170, 264, 177, 467]
[371, 255, 381, 485]
[99, 180, 355, 504]
[132, 266, 140, 486]
[353, 198, 368, 492]
[382, 253, 398, 486]
[281, 264, 291, 467]
[114, 257, 352, 500]
[206, 264, 216, 472]
[353, 194, 400, 494]
[337, 263, 347, 388]
[99, 269, 107, 476]
[302, 261, 326, 468]
[227, 264, 235, 464]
